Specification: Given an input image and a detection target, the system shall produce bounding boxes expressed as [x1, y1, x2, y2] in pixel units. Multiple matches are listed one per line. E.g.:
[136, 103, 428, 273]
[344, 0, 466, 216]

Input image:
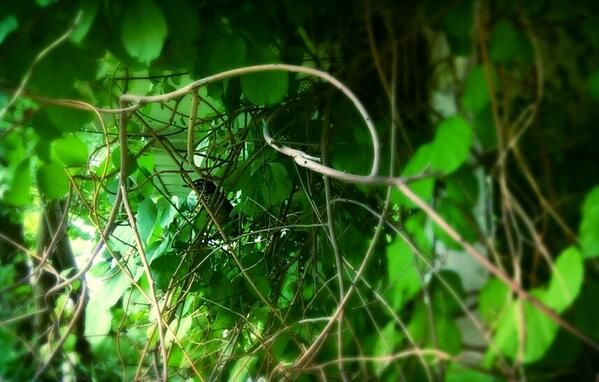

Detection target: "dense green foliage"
[1, 1, 599, 381]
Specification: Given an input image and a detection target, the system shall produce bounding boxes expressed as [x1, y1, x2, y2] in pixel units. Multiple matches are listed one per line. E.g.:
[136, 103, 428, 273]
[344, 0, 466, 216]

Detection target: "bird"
[185, 178, 236, 236]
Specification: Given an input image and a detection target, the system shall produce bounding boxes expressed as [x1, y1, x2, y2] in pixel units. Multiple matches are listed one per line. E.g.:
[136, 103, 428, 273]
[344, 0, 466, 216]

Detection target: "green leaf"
[372, 322, 404, 376]
[461, 65, 492, 115]
[227, 356, 257, 382]
[136, 197, 157, 244]
[84, 296, 113, 340]
[165, 315, 192, 347]
[587, 71, 599, 102]
[3, 160, 31, 206]
[110, 149, 138, 176]
[0, 15, 18, 45]
[431, 116, 472, 175]
[84, 264, 138, 343]
[37, 162, 69, 200]
[479, 278, 510, 324]
[473, 106, 497, 149]
[489, 19, 533, 65]
[433, 199, 477, 249]
[263, 162, 292, 205]
[391, 143, 434, 208]
[385, 237, 422, 310]
[490, 295, 559, 364]
[241, 70, 288, 106]
[241, 48, 288, 106]
[46, 105, 92, 133]
[446, 363, 497, 382]
[574, 280, 599, 343]
[121, 0, 168, 64]
[488, 248, 584, 364]
[544, 247, 584, 311]
[36, 0, 58, 6]
[435, 318, 463, 355]
[442, 1, 473, 56]
[151, 254, 183, 290]
[204, 35, 247, 75]
[70, 0, 99, 44]
[579, 186, 599, 258]
[53, 136, 89, 167]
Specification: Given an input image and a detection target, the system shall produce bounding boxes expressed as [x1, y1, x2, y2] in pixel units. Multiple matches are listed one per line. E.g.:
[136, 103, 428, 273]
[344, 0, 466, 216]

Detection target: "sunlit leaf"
[84, 297, 113, 340]
[121, 0, 167, 64]
[136, 197, 157, 244]
[53, 135, 88, 167]
[431, 116, 472, 175]
[579, 186, 599, 258]
[479, 278, 510, 324]
[489, 248, 584, 364]
[446, 363, 498, 382]
[544, 247, 584, 312]
[3, 160, 31, 206]
[386, 237, 422, 310]
[70, 0, 99, 44]
[0, 15, 18, 45]
[489, 295, 559, 364]
[37, 162, 69, 199]
[228, 356, 257, 382]
[391, 143, 434, 208]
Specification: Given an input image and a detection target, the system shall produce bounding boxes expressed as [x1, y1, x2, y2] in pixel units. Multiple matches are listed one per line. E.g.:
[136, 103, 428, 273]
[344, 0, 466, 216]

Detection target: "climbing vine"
[1, 1, 599, 381]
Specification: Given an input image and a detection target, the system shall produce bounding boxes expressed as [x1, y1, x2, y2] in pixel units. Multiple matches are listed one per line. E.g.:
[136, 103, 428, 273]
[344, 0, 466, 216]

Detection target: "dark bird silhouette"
[185, 179, 236, 236]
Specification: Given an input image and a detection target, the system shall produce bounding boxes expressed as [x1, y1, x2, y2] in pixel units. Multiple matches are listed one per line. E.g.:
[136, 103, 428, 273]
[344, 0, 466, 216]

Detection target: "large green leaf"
[442, 0, 473, 56]
[241, 70, 288, 106]
[241, 48, 288, 106]
[372, 322, 404, 376]
[0, 15, 18, 46]
[227, 356, 257, 382]
[446, 363, 498, 382]
[36, 161, 69, 199]
[239, 161, 292, 215]
[70, 0, 99, 44]
[53, 135, 88, 167]
[433, 200, 477, 249]
[46, 105, 93, 133]
[488, 247, 584, 363]
[431, 116, 472, 175]
[3, 160, 31, 206]
[479, 278, 510, 325]
[85, 264, 139, 342]
[136, 197, 157, 245]
[204, 35, 247, 75]
[543, 247, 584, 311]
[391, 143, 434, 208]
[385, 237, 422, 310]
[435, 317, 463, 355]
[461, 66, 492, 115]
[579, 186, 599, 258]
[489, 19, 533, 65]
[121, 0, 167, 64]
[263, 162, 292, 205]
[587, 71, 599, 102]
[489, 295, 558, 364]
